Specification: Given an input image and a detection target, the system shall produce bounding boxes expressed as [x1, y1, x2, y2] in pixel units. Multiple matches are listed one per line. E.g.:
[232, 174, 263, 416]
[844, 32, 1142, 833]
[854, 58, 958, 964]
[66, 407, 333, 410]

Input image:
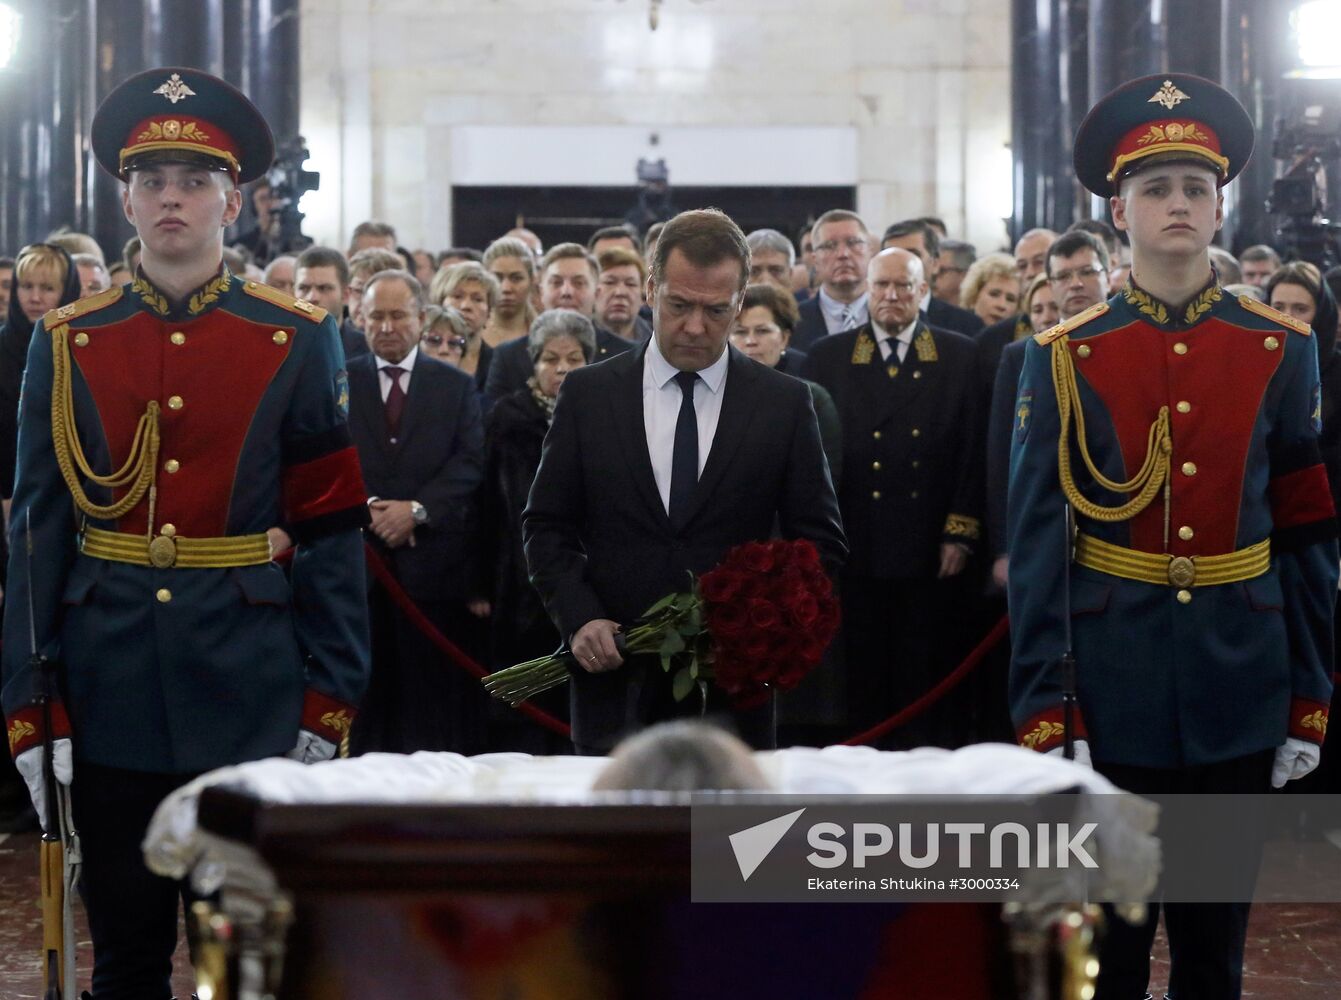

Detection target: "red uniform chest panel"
[71, 309, 293, 536]
[1070, 317, 1282, 555]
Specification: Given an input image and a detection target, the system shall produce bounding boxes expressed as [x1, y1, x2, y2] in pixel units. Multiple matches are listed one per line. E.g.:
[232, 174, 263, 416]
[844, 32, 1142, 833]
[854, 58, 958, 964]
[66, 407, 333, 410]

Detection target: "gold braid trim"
[1051, 334, 1171, 523]
[50, 324, 161, 521]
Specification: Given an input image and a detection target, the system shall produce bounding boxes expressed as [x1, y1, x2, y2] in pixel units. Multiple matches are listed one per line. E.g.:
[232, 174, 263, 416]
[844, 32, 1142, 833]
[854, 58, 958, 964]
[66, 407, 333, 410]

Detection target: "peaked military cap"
[1074, 73, 1254, 197]
[91, 67, 274, 183]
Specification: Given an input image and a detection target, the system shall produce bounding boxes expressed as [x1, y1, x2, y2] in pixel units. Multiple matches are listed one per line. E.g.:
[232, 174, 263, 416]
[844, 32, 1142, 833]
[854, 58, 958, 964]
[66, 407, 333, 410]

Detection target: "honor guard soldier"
[1008, 74, 1338, 999]
[1, 68, 372, 998]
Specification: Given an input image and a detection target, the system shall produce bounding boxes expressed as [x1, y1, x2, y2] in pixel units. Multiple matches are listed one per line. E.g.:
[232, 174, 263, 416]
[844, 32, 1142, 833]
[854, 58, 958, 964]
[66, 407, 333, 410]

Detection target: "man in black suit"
[295, 245, 369, 362]
[345, 269, 487, 754]
[801, 247, 981, 749]
[485, 243, 633, 400]
[791, 210, 873, 352]
[881, 219, 984, 337]
[524, 209, 847, 754]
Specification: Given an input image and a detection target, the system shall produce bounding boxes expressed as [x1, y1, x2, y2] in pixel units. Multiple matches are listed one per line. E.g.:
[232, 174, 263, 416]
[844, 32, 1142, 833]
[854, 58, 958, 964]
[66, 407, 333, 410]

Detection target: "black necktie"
[669, 370, 699, 524]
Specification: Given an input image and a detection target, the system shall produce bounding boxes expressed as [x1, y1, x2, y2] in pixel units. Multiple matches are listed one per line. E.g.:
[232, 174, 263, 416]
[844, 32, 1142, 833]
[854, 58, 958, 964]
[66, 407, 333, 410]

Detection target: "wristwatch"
[410, 500, 428, 526]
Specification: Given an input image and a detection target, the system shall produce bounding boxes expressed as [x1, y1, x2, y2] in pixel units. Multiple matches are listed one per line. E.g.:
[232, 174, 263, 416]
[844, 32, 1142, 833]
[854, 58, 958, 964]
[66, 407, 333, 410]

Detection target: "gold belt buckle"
[1167, 555, 1196, 588]
[148, 535, 177, 569]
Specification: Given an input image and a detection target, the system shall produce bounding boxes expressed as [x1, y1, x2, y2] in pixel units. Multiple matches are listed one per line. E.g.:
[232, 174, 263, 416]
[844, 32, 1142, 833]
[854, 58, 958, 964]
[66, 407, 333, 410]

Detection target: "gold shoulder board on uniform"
[43, 285, 124, 327]
[242, 280, 329, 324]
[1033, 300, 1110, 346]
[1239, 294, 1311, 336]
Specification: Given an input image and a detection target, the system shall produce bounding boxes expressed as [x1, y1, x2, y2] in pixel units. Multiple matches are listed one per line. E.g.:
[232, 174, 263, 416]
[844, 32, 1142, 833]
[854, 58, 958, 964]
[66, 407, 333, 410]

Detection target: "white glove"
[14, 738, 74, 831]
[285, 729, 337, 765]
[1271, 737, 1321, 788]
[1047, 738, 1092, 768]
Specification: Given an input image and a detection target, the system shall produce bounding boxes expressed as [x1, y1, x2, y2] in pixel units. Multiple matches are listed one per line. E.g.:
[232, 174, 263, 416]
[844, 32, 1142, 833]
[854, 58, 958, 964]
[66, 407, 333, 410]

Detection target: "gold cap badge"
[1148, 80, 1190, 111]
[153, 73, 196, 105]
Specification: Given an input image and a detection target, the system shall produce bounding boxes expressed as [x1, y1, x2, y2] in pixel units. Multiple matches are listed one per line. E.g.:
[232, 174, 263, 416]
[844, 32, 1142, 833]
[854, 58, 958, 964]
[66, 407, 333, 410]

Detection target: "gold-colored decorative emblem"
[1167, 556, 1196, 588]
[74, 332, 89, 347]
[1076, 344, 1092, 359]
[1301, 710, 1328, 735]
[7, 719, 34, 754]
[272, 331, 288, 345]
[886, 364, 899, 379]
[1022, 720, 1065, 750]
[913, 328, 938, 362]
[153, 72, 196, 104]
[1017, 401, 1030, 430]
[944, 513, 981, 540]
[148, 535, 177, 568]
[1123, 283, 1170, 326]
[1264, 336, 1280, 352]
[293, 299, 314, 314]
[1148, 79, 1191, 110]
[850, 331, 875, 365]
[135, 119, 210, 145]
[1183, 283, 1222, 325]
[132, 275, 170, 317]
[321, 709, 353, 736]
[188, 270, 231, 315]
[55, 302, 79, 321]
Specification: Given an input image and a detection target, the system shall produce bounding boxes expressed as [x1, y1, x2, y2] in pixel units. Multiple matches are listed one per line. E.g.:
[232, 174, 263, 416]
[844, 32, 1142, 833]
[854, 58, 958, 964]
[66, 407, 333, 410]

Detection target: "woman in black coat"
[472, 309, 596, 752]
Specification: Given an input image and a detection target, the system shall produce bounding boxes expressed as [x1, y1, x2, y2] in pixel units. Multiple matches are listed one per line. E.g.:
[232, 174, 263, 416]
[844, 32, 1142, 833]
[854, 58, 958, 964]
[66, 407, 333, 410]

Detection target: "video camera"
[1267, 103, 1341, 269]
[262, 136, 320, 257]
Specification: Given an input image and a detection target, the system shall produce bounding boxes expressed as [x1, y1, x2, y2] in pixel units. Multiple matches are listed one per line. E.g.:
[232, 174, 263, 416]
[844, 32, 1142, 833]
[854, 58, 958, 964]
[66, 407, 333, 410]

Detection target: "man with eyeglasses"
[791, 209, 872, 351]
[344, 269, 486, 755]
[881, 219, 984, 337]
[802, 246, 981, 750]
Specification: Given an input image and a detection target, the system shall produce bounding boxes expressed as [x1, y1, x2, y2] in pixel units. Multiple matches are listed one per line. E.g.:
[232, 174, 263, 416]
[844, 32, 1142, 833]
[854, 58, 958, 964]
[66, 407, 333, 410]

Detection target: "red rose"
[736, 542, 776, 574]
[747, 598, 782, 630]
[790, 540, 822, 571]
[786, 592, 820, 628]
[699, 568, 745, 604]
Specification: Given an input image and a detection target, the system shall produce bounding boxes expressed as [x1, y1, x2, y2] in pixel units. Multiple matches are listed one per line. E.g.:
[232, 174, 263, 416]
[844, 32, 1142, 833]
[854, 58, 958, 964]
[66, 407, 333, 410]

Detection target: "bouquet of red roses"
[483, 538, 840, 709]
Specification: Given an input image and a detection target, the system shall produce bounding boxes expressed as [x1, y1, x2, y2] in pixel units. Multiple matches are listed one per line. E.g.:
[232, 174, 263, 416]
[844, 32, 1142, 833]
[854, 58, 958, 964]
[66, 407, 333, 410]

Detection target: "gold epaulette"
[1239, 294, 1311, 336]
[44, 286, 123, 327]
[1033, 301, 1110, 346]
[242, 280, 328, 324]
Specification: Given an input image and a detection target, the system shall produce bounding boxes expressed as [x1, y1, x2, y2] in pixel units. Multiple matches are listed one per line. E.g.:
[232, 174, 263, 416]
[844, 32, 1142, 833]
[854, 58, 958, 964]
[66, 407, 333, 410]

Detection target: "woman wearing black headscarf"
[0, 243, 82, 503]
[1265, 261, 1341, 794]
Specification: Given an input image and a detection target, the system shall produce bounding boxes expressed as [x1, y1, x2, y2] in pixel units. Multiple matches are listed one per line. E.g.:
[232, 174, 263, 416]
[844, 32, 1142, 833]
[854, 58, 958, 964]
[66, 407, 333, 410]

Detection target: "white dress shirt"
[874, 318, 918, 363]
[818, 287, 870, 335]
[643, 337, 730, 515]
[375, 345, 418, 401]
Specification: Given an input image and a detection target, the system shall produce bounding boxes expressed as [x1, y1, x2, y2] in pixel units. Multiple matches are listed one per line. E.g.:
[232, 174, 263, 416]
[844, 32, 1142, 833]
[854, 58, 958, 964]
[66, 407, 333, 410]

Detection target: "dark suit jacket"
[340, 318, 370, 362]
[523, 344, 848, 748]
[791, 295, 828, 352]
[925, 296, 985, 337]
[801, 321, 982, 580]
[485, 326, 633, 401]
[348, 352, 485, 602]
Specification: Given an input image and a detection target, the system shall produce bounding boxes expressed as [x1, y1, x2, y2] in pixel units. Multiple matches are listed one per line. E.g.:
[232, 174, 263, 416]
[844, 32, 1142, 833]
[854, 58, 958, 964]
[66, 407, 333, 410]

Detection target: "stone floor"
[1, 828, 1339, 998]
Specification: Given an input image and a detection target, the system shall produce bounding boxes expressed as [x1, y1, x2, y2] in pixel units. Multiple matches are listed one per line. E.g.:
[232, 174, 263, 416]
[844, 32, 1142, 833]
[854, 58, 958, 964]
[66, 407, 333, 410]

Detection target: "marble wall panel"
[299, 0, 1010, 253]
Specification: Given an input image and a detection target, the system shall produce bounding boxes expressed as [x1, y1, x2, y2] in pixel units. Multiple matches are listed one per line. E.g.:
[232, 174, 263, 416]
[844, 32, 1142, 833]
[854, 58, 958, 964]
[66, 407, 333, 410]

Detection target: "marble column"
[1011, 0, 1064, 239]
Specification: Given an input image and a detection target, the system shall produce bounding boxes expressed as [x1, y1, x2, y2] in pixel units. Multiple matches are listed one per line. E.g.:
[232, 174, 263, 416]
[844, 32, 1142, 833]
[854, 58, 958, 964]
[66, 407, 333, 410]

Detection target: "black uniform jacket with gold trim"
[801, 320, 983, 579]
[1, 269, 372, 773]
[1007, 280, 1337, 768]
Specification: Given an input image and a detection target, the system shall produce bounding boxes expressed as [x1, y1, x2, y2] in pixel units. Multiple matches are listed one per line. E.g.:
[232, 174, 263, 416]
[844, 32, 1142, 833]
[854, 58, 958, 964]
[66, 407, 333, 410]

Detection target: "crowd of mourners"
[3, 193, 1337, 761]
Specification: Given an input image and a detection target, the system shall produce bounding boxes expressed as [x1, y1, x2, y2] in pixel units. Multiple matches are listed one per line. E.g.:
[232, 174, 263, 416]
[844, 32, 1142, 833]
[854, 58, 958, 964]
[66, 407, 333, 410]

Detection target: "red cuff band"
[300, 688, 357, 745]
[6, 702, 71, 760]
[1016, 707, 1088, 754]
[1270, 464, 1335, 531]
[283, 446, 368, 525]
[1289, 697, 1329, 745]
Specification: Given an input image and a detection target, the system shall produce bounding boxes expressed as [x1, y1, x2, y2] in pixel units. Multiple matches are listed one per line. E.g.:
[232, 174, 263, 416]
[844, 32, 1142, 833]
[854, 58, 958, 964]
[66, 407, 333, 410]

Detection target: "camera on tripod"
[1267, 103, 1341, 268]
[263, 136, 320, 256]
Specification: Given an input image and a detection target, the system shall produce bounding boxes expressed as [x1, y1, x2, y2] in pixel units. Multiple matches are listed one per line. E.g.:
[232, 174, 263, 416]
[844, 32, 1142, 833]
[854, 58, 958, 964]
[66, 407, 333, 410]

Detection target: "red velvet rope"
[280, 544, 1011, 747]
[359, 543, 572, 737]
[840, 614, 1011, 746]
